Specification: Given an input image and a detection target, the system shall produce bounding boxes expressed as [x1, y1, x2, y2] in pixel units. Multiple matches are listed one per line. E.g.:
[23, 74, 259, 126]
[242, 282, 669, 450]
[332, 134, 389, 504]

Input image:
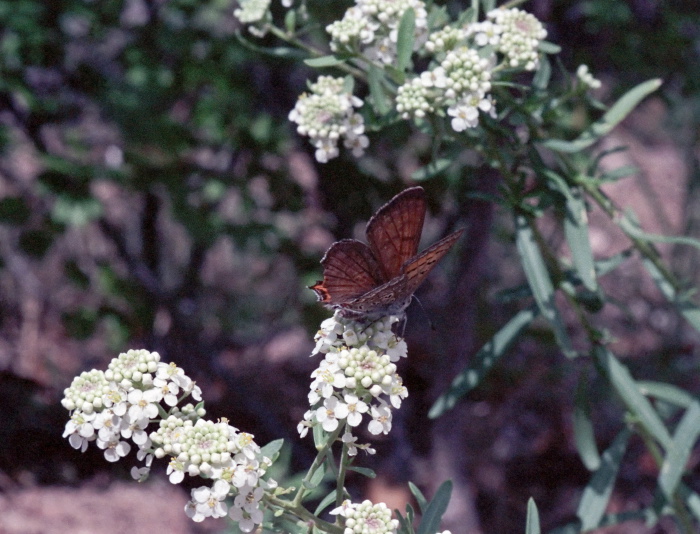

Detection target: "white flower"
[131, 465, 150, 482]
[234, 0, 271, 24]
[96, 434, 132, 462]
[186, 480, 231, 522]
[342, 432, 359, 456]
[316, 396, 349, 432]
[368, 403, 392, 435]
[127, 388, 161, 420]
[230, 484, 265, 532]
[344, 393, 369, 427]
[63, 412, 96, 452]
[576, 64, 602, 89]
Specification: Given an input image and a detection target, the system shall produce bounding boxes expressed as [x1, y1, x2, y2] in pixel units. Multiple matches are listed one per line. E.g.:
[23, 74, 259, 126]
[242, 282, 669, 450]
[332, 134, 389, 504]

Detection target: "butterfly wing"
[343, 275, 410, 317]
[401, 228, 465, 294]
[310, 239, 384, 305]
[366, 186, 426, 281]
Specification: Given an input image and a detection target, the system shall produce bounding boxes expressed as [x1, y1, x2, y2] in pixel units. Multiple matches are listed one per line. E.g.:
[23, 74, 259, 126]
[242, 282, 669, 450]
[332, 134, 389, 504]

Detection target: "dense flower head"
[299, 312, 408, 443]
[485, 7, 547, 71]
[63, 349, 272, 531]
[396, 7, 548, 132]
[331, 500, 400, 534]
[397, 46, 494, 131]
[288, 76, 368, 163]
[327, 0, 428, 65]
[233, 0, 271, 24]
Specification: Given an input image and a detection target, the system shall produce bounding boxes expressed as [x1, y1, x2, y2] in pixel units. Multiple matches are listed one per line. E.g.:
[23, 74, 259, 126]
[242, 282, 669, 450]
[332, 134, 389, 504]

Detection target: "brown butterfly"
[310, 186, 464, 319]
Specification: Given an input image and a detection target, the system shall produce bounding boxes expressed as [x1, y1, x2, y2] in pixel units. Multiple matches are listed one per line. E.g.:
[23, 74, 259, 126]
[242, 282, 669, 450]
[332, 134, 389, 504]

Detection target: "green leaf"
[538, 41, 562, 54]
[304, 55, 347, 68]
[0, 196, 30, 225]
[515, 215, 575, 357]
[545, 173, 598, 292]
[659, 402, 700, 501]
[620, 212, 700, 252]
[576, 428, 631, 530]
[260, 438, 284, 461]
[525, 498, 541, 534]
[314, 490, 337, 516]
[564, 187, 598, 292]
[368, 64, 391, 115]
[408, 482, 428, 513]
[638, 381, 696, 408]
[396, 8, 416, 71]
[532, 55, 551, 90]
[411, 159, 453, 181]
[303, 462, 326, 489]
[417, 480, 452, 534]
[574, 377, 601, 471]
[284, 9, 296, 33]
[642, 258, 700, 334]
[429, 305, 538, 418]
[594, 347, 672, 448]
[542, 78, 662, 153]
[347, 466, 376, 478]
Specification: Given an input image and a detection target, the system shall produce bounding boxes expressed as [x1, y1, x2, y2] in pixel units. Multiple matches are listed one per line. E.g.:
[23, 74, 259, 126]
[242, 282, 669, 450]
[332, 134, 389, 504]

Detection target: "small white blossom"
[316, 396, 349, 432]
[368, 403, 393, 435]
[486, 7, 547, 71]
[576, 64, 602, 89]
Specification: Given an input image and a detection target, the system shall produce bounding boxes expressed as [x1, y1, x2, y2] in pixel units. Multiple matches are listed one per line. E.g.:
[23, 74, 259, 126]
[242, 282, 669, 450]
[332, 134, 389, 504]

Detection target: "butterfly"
[310, 186, 464, 320]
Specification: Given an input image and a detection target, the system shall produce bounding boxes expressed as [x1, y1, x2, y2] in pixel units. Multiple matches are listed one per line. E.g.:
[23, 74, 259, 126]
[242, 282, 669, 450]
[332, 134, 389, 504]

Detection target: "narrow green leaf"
[515, 215, 575, 357]
[368, 64, 391, 115]
[408, 482, 428, 513]
[234, 32, 306, 59]
[429, 305, 538, 418]
[314, 490, 337, 515]
[594, 249, 633, 276]
[347, 466, 376, 478]
[304, 55, 347, 68]
[417, 480, 452, 534]
[577, 427, 631, 530]
[396, 8, 416, 71]
[284, 9, 296, 33]
[642, 258, 700, 334]
[525, 498, 541, 534]
[542, 78, 662, 153]
[303, 462, 326, 489]
[532, 55, 551, 90]
[574, 377, 601, 471]
[538, 41, 562, 54]
[594, 347, 672, 448]
[659, 402, 700, 501]
[599, 165, 638, 182]
[546, 173, 598, 292]
[411, 159, 453, 181]
[620, 212, 700, 252]
[565, 187, 598, 291]
[638, 381, 696, 408]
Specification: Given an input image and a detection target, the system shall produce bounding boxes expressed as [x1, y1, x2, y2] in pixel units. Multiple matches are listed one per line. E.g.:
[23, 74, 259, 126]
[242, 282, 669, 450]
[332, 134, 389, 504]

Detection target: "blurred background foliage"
[1, 0, 700, 532]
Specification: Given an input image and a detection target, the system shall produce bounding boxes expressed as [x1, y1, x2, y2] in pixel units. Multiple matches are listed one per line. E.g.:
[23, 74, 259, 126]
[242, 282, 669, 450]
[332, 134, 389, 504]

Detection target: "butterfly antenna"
[412, 295, 435, 331]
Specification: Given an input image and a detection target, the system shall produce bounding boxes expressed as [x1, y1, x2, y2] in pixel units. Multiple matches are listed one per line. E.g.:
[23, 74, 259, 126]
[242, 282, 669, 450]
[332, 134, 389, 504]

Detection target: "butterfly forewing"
[401, 228, 465, 295]
[310, 239, 384, 304]
[366, 187, 426, 281]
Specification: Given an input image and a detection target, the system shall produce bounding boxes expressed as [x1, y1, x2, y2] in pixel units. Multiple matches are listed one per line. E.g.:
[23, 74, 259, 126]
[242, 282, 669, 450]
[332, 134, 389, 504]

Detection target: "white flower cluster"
[62, 349, 273, 533]
[396, 7, 548, 132]
[233, 0, 271, 24]
[576, 64, 602, 89]
[288, 76, 369, 163]
[326, 0, 428, 66]
[62, 350, 201, 463]
[298, 313, 408, 451]
[331, 500, 400, 534]
[477, 7, 548, 71]
[162, 420, 273, 530]
[397, 46, 495, 131]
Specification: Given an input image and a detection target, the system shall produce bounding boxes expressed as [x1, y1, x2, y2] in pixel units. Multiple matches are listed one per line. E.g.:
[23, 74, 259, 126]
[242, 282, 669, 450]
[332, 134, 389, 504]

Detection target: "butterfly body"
[311, 187, 463, 320]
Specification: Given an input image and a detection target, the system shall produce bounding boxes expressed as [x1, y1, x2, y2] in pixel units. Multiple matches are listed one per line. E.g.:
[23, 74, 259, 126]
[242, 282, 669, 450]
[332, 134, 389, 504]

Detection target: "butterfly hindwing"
[366, 187, 426, 281]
